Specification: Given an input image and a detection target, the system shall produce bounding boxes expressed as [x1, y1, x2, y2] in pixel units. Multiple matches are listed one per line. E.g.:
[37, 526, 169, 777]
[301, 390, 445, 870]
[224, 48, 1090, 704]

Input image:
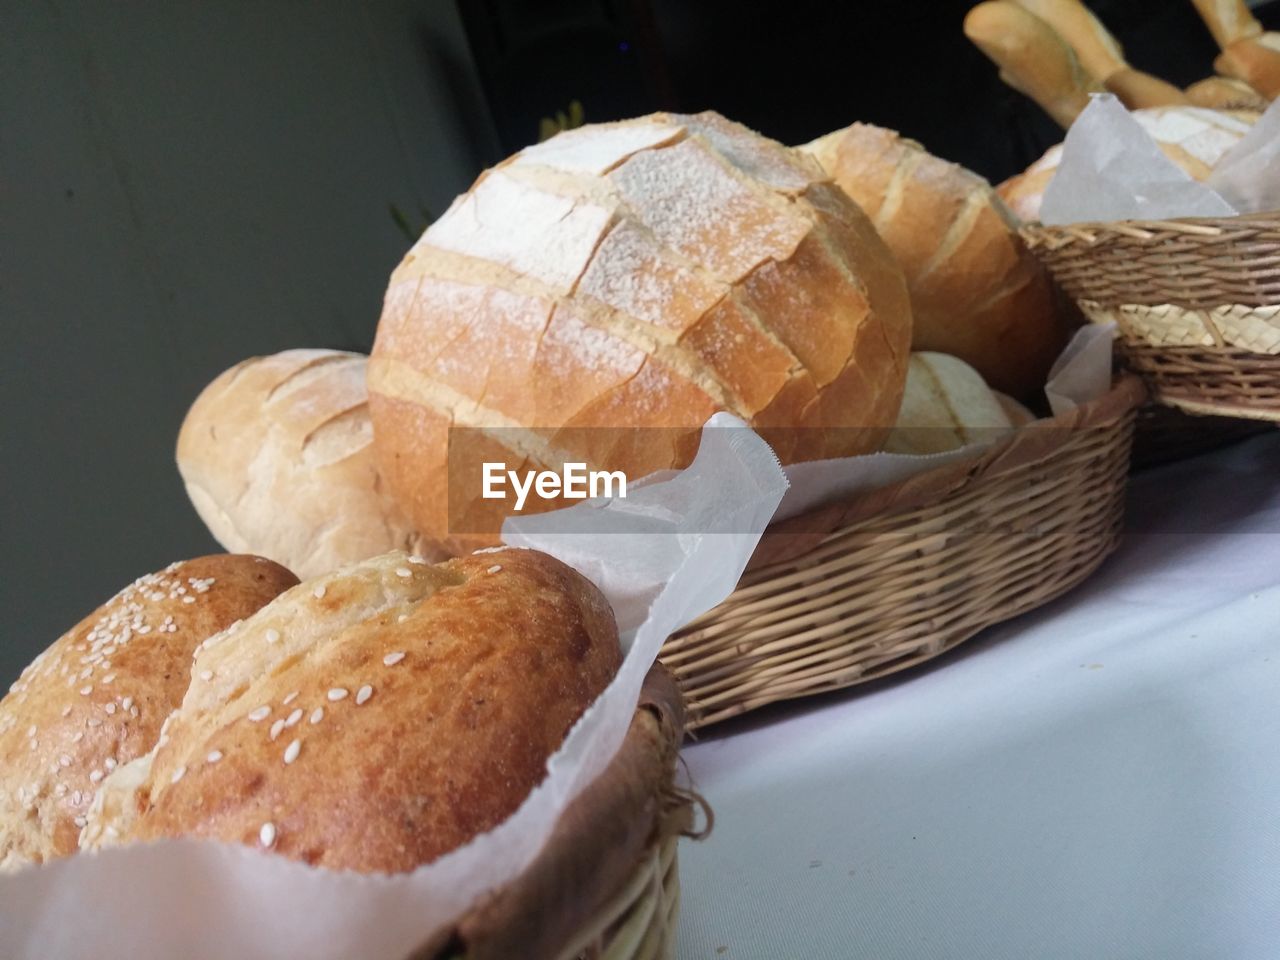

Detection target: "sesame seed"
[71, 790, 83, 805]
[284, 708, 303, 728]
[247, 706, 271, 723]
[26, 725, 36, 737]
[283, 739, 301, 764]
[487, 564, 502, 574]
[55, 783, 68, 796]
[199, 670, 213, 682]
[206, 750, 223, 764]
[282, 691, 299, 706]
[309, 708, 323, 725]
[265, 628, 280, 644]
[58, 754, 72, 767]
[313, 584, 326, 599]
[355, 685, 373, 705]
[104, 758, 116, 772]
[408, 555, 426, 564]
[89, 770, 103, 783]
[79, 685, 92, 696]
[70, 731, 83, 743]
[88, 718, 102, 728]
[101, 674, 115, 684]
[397, 613, 409, 623]
[104, 703, 116, 715]
[383, 652, 405, 667]
[395, 567, 412, 578]
[171, 766, 186, 784]
[259, 822, 276, 848]
[269, 719, 285, 741]
[60, 705, 72, 717]
[73, 816, 87, 828]
[327, 688, 348, 702]
[182, 596, 195, 604]
[121, 697, 133, 711]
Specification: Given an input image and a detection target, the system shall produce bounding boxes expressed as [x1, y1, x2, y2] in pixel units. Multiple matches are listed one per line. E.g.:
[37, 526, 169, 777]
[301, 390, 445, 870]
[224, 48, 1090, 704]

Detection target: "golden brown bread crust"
[802, 122, 1068, 401]
[177, 349, 439, 579]
[91, 549, 621, 874]
[1184, 76, 1270, 112]
[0, 555, 297, 870]
[1215, 37, 1280, 99]
[368, 111, 911, 553]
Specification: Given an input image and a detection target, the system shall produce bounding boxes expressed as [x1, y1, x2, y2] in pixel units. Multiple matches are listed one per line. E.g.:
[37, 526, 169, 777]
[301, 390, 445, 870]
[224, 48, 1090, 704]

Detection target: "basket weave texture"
[661, 377, 1145, 730]
[1021, 214, 1280, 420]
[434, 666, 696, 960]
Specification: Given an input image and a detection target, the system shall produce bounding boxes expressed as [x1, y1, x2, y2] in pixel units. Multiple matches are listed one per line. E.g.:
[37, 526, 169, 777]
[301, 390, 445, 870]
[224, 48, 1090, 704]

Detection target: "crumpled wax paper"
[1039, 94, 1280, 225]
[0, 415, 788, 960]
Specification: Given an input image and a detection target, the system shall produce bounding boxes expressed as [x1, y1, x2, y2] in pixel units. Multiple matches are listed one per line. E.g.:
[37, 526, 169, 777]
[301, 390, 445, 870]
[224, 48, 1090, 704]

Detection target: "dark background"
[3, 0, 1276, 683]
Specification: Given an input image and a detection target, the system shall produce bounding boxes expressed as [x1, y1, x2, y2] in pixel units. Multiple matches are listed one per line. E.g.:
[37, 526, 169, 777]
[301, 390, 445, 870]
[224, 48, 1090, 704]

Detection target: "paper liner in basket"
[0, 415, 787, 960]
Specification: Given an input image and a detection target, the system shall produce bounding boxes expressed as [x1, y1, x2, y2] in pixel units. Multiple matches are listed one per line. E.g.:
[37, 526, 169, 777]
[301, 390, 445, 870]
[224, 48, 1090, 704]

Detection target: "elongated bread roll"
[1185, 75, 1270, 111]
[964, 0, 1101, 127]
[0, 555, 297, 870]
[369, 111, 912, 553]
[178, 350, 438, 578]
[1011, 0, 1187, 109]
[85, 550, 621, 874]
[1215, 36, 1280, 99]
[998, 105, 1258, 222]
[885, 352, 1016, 456]
[802, 122, 1068, 401]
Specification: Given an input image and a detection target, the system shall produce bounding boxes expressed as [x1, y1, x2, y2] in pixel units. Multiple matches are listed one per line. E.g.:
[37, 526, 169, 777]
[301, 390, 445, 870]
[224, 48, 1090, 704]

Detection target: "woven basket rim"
[1021, 210, 1280, 246]
[750, 374, 1146, 569]
[424, 664, 689, 959]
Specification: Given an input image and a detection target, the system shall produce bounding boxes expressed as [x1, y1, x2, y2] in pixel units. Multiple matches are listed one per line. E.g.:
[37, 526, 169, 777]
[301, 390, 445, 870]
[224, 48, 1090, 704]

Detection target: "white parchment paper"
[1039, 94, 1280, 225]
[0, 414, 788, 960]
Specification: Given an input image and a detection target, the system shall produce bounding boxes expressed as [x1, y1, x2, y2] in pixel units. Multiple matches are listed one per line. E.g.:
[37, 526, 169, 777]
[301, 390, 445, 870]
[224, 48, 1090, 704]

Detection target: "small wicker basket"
[425, 665, 698, 960]
[662, 377, 1145, 730]
[1021, 214, 1280, 422]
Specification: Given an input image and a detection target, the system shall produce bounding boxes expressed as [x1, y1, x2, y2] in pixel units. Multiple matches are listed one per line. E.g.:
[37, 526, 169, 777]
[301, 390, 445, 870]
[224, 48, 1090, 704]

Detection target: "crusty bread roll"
[801, 122, 1068, 401]
[884, 352, 1016, 456]
[85, 549, 620, 873]
[0, 555, 297, 870]
[1191, 0, 1264, 50]
[178, 350, 439, 578]
[1184, 75, 1270, 111]
[998, 105, 1258, 222]
[1011, 0, 1188, 110]
[964, 1, 1101, 127]
[1215, 37, 1280, 99]
[369, 111, 911, 553]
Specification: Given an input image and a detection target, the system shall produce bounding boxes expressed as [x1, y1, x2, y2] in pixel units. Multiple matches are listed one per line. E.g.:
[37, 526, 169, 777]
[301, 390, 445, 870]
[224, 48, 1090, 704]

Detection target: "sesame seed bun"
[85, 549, 621, 874]
[0, 555, 299, 871]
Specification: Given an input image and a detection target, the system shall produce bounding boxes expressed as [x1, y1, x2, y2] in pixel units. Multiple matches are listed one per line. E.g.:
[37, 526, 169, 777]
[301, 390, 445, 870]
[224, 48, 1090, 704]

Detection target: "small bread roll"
[178, 350, 439, 578]
[85, 549, 621, 874]
[1215, 36, 1280, 99]
[998, 105, 1258, 222]
[1184, 76, 1270, 112]
[0, 555, 297, 870]
[884, 352, 1016, 456]
[801, 122, 1067, 401]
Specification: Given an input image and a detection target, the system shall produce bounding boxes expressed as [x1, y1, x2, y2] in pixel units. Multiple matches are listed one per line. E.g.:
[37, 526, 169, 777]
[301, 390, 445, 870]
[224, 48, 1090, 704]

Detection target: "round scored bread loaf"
[178, 350, 439, 579]
[884, 352, 1016, 456]
[998, 105, 1258, 222]
[801, 122, 1069, 402]
[84, 549, 621, 873]
[0, 555, 297, 870]
[368, 110, 912, 553]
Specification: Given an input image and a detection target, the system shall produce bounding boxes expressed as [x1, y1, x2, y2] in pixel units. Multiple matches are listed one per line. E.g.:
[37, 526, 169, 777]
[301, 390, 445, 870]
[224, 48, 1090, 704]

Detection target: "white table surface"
[677, 430, 1280, 960]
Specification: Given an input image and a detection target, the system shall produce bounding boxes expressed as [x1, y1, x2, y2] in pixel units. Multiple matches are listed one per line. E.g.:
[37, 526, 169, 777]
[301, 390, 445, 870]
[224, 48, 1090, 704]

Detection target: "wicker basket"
[426, 665, 699, 960]
[661, 377, 1145, 730]
[1021, 214, 1280, 421]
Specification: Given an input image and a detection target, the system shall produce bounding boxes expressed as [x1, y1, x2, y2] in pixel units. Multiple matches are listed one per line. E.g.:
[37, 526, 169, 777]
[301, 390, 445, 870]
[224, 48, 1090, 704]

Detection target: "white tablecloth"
[678, 430, 1280, 960]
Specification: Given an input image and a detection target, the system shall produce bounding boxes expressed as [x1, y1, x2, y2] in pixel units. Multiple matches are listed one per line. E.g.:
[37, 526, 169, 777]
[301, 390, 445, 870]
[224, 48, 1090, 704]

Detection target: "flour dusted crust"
[178, 350, 440, 579]
[85, 549, 621, 874]
[803, 122, 1068, 400]
[998, 106, 1259, 222]
[368, 111, 912, 553]
[0, 555, 297, 870]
